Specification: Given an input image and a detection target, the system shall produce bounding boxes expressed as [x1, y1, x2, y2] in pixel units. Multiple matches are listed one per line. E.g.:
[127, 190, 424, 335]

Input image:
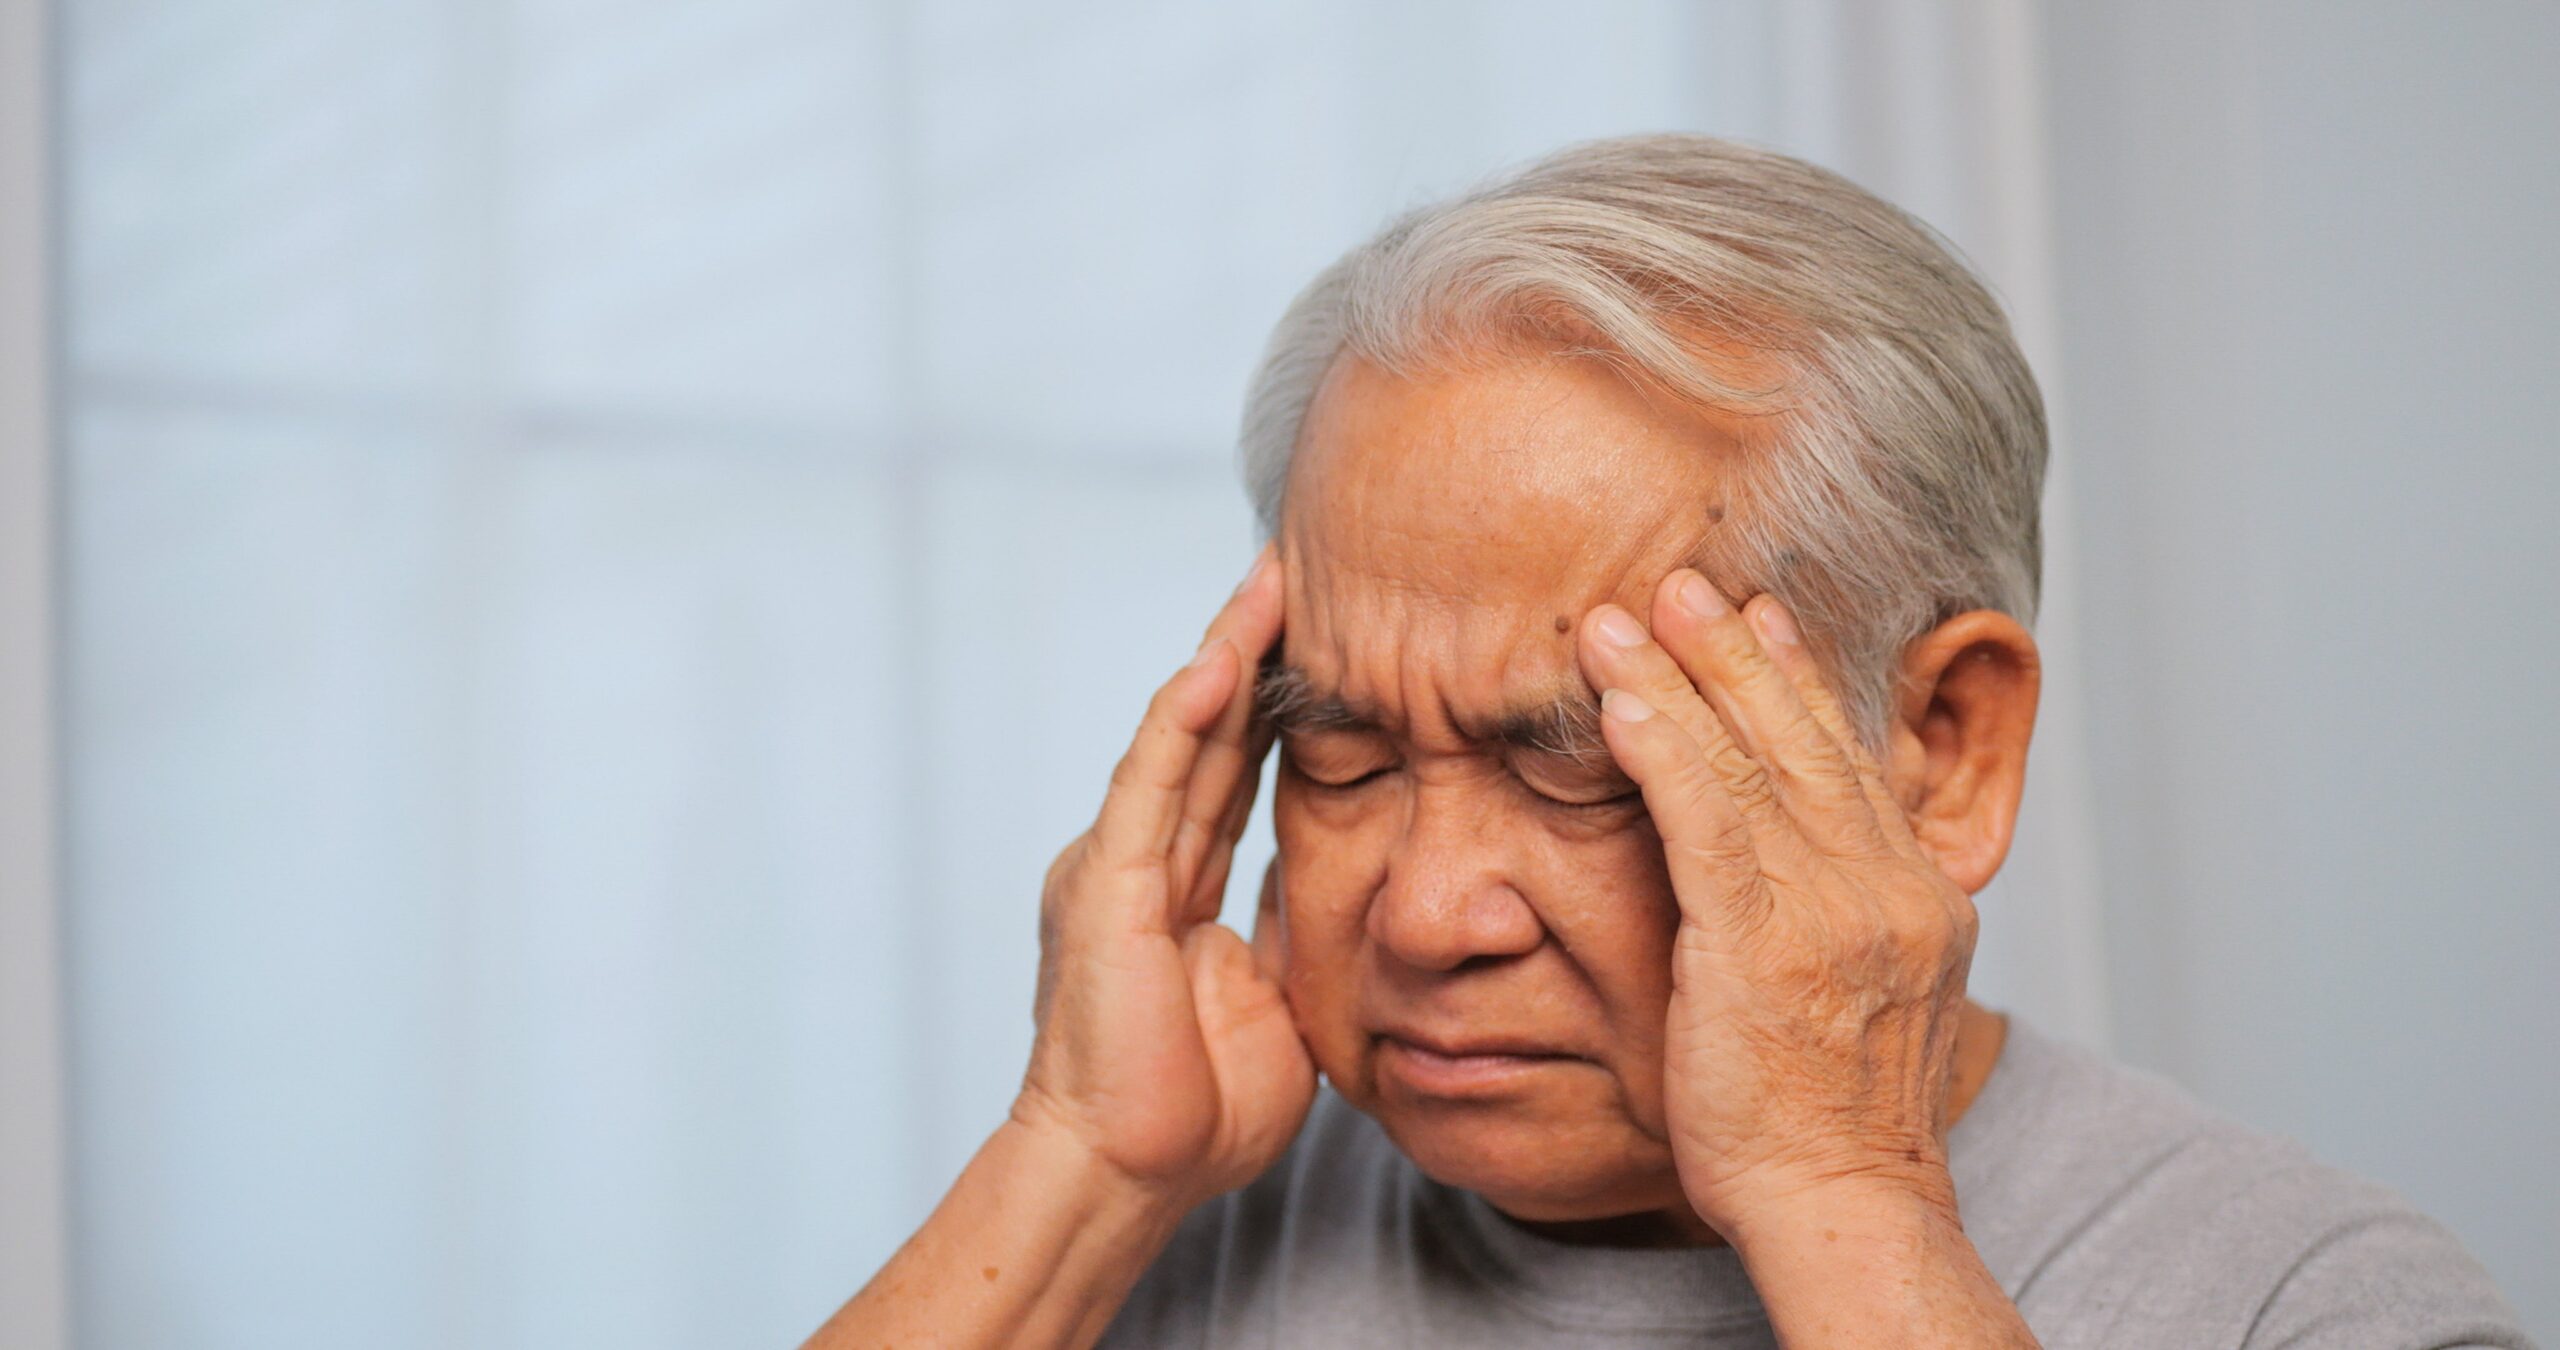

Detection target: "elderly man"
[813, 136, 2526, 1347]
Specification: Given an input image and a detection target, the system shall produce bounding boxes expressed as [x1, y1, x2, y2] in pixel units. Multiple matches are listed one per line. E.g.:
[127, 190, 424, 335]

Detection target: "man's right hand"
[1013, 541, 1313, 1209]
[809, 546, 1308, 1350]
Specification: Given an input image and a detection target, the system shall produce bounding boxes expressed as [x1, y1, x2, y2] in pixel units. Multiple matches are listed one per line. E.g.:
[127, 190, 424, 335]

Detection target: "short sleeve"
[2241, 1205, 2532, 1350]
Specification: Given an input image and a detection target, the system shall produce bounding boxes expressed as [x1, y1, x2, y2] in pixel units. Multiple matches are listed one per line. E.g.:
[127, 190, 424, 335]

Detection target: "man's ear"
[1880, 610, 2041, 895]
[1249, 858, 1288, 984]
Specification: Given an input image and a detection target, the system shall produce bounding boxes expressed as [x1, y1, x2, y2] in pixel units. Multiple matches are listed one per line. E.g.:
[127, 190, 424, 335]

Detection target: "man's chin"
[1364, 1089, 1677, 1222]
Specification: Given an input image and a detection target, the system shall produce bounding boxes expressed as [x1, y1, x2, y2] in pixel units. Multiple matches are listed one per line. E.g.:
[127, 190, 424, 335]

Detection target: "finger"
[1647, 570, 1888, 855]
[1089, 636, 1244, 888]
[1740, 593, 1918, 853]
[1579, 602, 1792, 847]
[1596, 685, 1772, 931]
[1176, 718, 1275, 925]
[1168, 546, 1285, 907]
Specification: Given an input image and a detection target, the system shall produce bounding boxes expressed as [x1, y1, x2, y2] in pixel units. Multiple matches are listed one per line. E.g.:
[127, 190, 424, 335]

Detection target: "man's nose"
[1366, 785, 1542, 972]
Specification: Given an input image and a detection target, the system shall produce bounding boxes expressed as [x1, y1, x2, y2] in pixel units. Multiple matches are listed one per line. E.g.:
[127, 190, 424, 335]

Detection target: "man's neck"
[1503, 1000, 2011, 1249]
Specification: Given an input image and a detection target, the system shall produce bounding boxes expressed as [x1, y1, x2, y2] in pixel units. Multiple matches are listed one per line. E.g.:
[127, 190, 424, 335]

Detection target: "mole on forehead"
[1254, 662, 1608, 760]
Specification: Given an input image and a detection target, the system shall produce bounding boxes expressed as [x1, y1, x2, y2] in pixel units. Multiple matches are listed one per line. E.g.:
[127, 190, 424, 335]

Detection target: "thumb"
[1185, 922, 1274, 1036]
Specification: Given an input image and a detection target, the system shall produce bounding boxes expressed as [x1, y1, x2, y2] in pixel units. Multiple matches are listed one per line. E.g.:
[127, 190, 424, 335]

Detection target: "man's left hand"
[1576, 568, 1979, 1246]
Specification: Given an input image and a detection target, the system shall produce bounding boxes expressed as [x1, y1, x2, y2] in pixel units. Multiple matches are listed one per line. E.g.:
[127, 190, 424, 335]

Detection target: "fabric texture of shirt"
[1100, 1018, 2532, 1348]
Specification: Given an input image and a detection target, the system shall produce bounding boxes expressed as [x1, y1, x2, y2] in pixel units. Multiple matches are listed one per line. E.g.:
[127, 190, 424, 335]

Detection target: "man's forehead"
[1281, 356, 1735, 599]
[1259, 351, 1752, 765]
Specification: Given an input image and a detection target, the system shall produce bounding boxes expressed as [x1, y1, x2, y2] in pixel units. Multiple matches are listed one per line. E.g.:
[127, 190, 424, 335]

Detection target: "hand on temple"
[809, 546, 1310, 1350]
[1014, 541, 1315, 1207]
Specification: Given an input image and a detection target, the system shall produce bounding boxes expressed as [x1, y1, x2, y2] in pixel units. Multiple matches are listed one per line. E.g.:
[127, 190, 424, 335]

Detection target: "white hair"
[1238, 134, 2046, 754]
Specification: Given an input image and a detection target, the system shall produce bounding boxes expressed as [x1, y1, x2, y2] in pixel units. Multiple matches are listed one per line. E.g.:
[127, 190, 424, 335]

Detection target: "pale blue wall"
[2047, 1, 2560, 1334]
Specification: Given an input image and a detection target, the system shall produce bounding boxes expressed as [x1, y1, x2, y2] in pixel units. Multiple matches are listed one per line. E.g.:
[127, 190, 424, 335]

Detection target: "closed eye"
[1280, 742, 1402, 799]
[1537, 786, 1643, 811]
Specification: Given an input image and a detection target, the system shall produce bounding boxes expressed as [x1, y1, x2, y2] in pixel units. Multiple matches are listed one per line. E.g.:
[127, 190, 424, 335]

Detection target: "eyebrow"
[1254, 662, 1614, 771]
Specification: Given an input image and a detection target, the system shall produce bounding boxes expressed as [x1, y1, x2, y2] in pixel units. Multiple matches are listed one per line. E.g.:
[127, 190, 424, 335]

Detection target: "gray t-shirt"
[1102, 1019, 2530, 1348]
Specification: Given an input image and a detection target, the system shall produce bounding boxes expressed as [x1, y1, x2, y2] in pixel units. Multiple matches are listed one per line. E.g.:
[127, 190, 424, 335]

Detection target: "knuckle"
[1676, 773, 1728, 826]
[1741, 669, 1819, 737]
[1125, 678, 1194, 748]
[1846, 914, 1909, 979]
[1622, 653, 1696, 716]
[1167, 815, 1211, 877]
[1147, 665, 1194, 714]
[1944, 890, 1982, 948]
[1676, 807, 1758, 867]
[1664, 766, 1758, 866]
[1770, 730, 1853, 796]
[1723, 762, 1781, 818]
[1043, 836, 1089, 901]
[1797, 720, 1846, 769]
[1107, 735, 1166, 792]
[1688, 813, 1745, 866]
[1697, 607, 1758, 654]
[1096, 845, 1170, 891]
[1709, 612, 1783, 676]
[1878, 899, 1947, 953]
[1105, 750, 1143, 795]
[1873, 892, 1975, 976]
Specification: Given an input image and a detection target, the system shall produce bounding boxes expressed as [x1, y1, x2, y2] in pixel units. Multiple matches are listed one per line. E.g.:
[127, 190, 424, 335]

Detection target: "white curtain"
[57, 3, 2106, 1346]
[1754, 0, 2113, 1054]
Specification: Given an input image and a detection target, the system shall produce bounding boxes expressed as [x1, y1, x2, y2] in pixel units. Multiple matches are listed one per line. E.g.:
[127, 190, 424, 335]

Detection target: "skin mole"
[1553, 614, 1572, 634]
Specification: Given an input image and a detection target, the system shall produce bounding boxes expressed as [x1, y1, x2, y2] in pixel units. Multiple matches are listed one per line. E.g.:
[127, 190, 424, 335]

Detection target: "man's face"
[1268, 349, 1766, 1223]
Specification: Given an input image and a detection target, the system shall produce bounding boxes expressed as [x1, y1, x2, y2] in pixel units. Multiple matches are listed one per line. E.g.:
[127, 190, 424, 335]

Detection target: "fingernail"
[1675, 572, 1727, 618]
[1593, 607, 1647, 649]
[1752, 598, 1801, 648]
[1602, 688, 1655, 723]
[1188, 636, 1230, 669]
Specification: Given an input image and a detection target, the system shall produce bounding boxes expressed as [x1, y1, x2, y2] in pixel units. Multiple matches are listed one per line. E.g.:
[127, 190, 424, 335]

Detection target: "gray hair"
[1238, 133, 2046, 754]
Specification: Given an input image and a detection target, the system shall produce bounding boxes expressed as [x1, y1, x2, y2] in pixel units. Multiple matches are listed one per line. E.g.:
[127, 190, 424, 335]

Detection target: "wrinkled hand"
[1578, 569, 1979, 1240]
[1014, 544, 1313, 1210]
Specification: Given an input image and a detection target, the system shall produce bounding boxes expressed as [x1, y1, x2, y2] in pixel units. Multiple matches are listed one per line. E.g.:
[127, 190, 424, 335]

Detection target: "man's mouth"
[1373, 1029, 1585, 1097]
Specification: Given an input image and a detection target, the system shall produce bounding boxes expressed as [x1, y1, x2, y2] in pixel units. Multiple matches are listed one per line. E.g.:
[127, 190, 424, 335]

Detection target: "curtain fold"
[1759, 0, 2111, 1049]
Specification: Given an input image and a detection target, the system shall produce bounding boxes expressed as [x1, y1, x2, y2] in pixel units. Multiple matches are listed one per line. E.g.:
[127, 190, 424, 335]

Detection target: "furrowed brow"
[1254, 663, 1376, 735]
[1492, 689, 1613, 771]
[1255, 663, 1613, 771]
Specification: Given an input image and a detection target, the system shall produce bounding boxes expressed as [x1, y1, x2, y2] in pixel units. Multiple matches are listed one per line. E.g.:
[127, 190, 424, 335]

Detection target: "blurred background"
[2, 0, 2554, 1346]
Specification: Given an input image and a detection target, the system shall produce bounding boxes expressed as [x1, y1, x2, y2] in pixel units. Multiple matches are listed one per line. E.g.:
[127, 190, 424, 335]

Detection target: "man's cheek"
[1269, 886, 1370, 1077]
[1275, 904, 1358, 1027]
[1533, 830, 1681, 1132]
